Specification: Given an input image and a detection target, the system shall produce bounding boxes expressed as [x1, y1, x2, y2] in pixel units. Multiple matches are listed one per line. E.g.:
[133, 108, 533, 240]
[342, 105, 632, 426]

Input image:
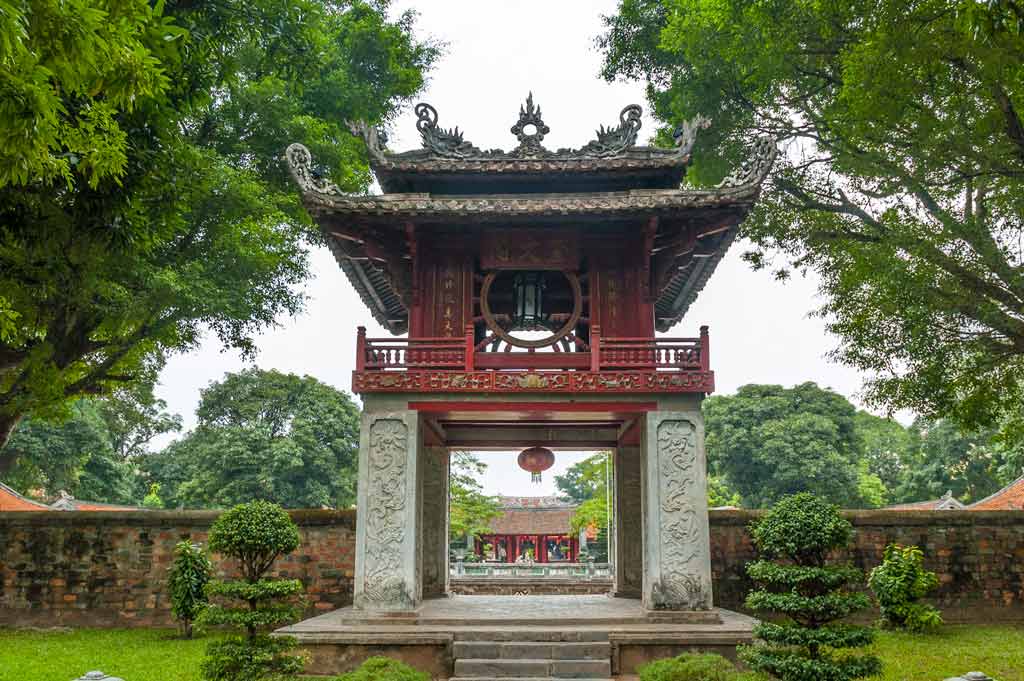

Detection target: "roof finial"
[511, 92, 550, 157]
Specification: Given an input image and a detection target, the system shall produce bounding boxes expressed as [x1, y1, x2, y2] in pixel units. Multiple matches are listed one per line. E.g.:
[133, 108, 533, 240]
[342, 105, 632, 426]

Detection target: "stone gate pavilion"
[281, 96, 775, 677]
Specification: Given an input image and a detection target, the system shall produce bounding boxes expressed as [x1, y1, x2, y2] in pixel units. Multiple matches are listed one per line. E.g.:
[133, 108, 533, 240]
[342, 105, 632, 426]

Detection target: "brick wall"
[1, 509, 1021, 627]
[710, 509, 1024, 623]
[0, 510, 355, 628]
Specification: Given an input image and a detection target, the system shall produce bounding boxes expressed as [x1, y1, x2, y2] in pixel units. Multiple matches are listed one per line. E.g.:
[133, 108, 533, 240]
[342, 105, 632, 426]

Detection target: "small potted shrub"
[740, 492, 881, 681]
[167, 540, 212, 638]
[200, 501, 306, 681]
[869, 543, 942, 632]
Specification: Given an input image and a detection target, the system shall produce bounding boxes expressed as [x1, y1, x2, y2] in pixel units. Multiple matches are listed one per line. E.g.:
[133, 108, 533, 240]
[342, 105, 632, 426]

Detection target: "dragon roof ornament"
[342, 96, 712, 163]
[715, 136, 778, 189]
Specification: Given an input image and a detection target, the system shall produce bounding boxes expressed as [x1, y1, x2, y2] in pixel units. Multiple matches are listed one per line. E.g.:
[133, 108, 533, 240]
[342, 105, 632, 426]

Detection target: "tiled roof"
[488, 507, 575, 535]
[969, 475, 1024, 511]
[885, 492, 966, 511]
[497, 495, 575, 509]
[0, 482, 51, 511]
[49, 492, 141, 512]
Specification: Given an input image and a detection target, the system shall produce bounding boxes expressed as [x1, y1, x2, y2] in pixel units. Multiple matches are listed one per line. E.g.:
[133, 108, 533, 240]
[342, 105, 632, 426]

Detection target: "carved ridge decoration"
[716, 136, 778, 189]
[363, 418, 411, 607]
[510, 93, 551, 158]
[351, 370, 714, 394]
[284, 143, 341, 194]
[654, 419, 711, 610]
[415, 103, 485, 159]
[578, 104, 643, 158]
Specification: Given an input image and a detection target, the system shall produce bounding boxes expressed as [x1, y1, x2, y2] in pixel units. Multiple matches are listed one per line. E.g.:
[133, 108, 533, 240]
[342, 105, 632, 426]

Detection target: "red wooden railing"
[355, 324, 710, 373]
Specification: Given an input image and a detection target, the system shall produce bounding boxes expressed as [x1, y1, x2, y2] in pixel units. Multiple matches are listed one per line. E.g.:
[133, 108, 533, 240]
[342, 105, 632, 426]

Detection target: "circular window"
[479, 270, 582, 349]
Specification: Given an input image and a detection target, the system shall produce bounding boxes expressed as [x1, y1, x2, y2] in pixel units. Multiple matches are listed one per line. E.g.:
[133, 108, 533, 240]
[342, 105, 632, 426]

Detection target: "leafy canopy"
[600, 0, 1024, 438]
[703, 383, 870, 508]
[142, 369, 361, 509]
[0, 0, 436, 474]
[448, 452, 501, 543]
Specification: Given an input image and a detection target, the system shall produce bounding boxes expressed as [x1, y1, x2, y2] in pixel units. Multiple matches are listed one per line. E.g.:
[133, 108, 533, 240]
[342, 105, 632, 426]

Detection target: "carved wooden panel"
[481, 228, 579, 271]
[352, 370, 715, 394]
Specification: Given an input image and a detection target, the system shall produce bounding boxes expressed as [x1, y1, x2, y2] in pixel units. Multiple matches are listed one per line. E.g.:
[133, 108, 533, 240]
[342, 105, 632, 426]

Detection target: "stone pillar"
[420, 446, 449, 598]
[354, 410, 422, 611]
[613, 445, 643, 598]
[641, 411, 713, 611]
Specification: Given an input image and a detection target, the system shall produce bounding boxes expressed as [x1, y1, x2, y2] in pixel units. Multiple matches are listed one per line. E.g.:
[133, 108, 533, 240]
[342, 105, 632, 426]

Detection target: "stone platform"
[278, 594, 757, 679]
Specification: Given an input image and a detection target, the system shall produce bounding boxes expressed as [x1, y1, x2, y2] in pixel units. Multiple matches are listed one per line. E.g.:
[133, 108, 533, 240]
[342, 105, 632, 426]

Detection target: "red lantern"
[518, 446, 555, 484]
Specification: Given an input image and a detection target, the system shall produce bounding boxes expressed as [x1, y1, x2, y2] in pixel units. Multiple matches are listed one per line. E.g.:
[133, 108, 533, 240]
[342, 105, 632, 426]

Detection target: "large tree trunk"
[0, 412, 24, 476]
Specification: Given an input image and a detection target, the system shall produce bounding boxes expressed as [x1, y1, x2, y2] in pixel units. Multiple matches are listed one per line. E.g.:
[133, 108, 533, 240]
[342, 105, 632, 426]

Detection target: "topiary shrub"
[868, 543, 942, 632]
[331, 656, 430, 681]
[167, 540, 212, 638]
[740, 492, 881, 681]
[200, 500, 305, 681]
[638, 652, 761, 681]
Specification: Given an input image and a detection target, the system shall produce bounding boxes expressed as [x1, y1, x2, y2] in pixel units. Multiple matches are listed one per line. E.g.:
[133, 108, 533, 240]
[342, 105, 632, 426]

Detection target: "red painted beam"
[407, 401, 659, 413]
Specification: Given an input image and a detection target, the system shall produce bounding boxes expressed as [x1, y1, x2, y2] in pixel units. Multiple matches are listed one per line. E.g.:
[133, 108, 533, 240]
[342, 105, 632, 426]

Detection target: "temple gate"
[286, 96, 774, 618]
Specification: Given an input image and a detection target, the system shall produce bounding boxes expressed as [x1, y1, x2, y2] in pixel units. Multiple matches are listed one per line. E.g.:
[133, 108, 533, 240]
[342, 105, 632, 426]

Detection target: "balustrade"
[356, 325, 710, 374]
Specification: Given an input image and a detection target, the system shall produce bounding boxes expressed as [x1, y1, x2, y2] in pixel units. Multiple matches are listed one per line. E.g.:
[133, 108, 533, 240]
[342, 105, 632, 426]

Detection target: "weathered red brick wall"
[0, 510, 355, 628]
[1, 509, 1021, 627]
[710, 510, 1024, 623]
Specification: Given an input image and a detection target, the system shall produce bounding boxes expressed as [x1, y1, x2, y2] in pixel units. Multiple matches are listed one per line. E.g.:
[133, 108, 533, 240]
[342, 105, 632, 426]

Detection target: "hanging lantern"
[512, 272, 546, 329]
[518, 446, 555, 484]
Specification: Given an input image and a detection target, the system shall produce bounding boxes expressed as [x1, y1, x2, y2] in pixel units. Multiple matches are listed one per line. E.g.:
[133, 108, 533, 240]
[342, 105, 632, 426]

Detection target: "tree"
[0, 0, 437, 472]
[448, 452, 501, 545]
[1, 399, 136, 503]
[555, 452, 612, 504]
[600, 0, 1024, 438]
[703, 383, 867, 508]
[855, 412, 914, 496]
[741, 493, 880, 681]
[896, 418, 1011, 503]
[201, 501, 304, 681]
[868, 544, 943, 633]
[143, 369, 360, 509]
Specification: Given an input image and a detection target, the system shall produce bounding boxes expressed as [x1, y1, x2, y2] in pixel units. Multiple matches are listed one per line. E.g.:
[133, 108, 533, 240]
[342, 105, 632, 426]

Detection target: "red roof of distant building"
[487, 496, 578, 535]
[969, 475, 1024, 511]
[48, 491, 141, 512]
[0, 482, 51, 511]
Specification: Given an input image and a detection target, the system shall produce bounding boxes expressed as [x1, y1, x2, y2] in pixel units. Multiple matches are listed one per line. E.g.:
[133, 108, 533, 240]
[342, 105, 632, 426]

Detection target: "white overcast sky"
[153, 1, 888, 497]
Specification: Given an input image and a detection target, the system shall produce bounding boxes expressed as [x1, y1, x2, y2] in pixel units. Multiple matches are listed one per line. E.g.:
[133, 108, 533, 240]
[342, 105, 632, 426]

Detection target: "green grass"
[869, 625, 1024, 681]
[1, 625, 1022, 681]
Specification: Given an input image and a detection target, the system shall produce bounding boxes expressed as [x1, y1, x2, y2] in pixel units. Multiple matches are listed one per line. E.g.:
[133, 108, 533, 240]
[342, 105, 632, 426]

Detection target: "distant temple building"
[969, 475, 1024, 511]
[0, 483, 140, 512]
[884, 490, 966, 511]
[473, 496, 593, 563]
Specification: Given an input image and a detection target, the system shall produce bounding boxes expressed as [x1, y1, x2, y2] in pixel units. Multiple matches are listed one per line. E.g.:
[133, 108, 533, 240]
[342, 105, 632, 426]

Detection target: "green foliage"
[142, 369, 361, 509]
[201, 635, 304, 681]
[599, 0, 1024, 439]
[741, 493, 880, 681]
[1, 399, 136, 503]
[331, 656, 431, 681]
[201, 501, 304, 680]
[143, 483, 164, 509]
[638, 652, 760, 681]
[448, 452, 501, 542]
[869, 544, 943, 633]
[167, 541, 212, 638]
[0, 0, 437, 474]
[555, 452, 612, 503]
[703, 383, 868, 508]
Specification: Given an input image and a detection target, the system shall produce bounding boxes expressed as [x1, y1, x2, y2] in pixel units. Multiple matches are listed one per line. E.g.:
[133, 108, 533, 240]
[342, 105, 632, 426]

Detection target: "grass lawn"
[1, 625, 1022, 681]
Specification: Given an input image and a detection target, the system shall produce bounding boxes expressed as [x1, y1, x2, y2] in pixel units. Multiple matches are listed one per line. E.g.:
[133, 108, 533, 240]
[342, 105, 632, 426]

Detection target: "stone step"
[453, 658, 612, 679]
[452, 629, 610, 642]
[454, 641, 610, 661]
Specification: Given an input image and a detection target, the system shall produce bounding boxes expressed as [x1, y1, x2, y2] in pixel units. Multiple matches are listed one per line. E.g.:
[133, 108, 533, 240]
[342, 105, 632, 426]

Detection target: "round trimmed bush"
[332, 656, 430, 681]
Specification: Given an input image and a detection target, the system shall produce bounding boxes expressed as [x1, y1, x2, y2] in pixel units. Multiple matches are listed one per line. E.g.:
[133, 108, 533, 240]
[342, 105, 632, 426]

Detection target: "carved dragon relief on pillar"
[653, 419, 712, 610]
[362, 418, 412, 608]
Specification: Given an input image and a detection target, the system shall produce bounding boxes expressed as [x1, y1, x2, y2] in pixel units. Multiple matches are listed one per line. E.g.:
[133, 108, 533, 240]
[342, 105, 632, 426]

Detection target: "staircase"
[451, 630, 612, 680]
